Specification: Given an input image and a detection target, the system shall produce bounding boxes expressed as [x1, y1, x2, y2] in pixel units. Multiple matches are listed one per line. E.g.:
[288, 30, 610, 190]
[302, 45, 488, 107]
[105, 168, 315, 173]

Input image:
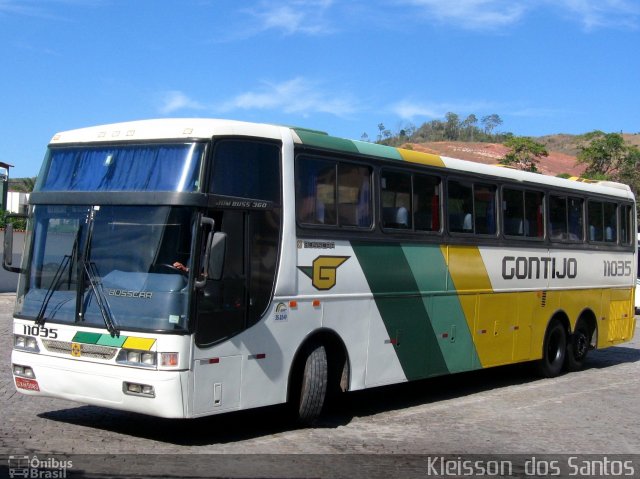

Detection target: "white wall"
[7, 191, 29, 214]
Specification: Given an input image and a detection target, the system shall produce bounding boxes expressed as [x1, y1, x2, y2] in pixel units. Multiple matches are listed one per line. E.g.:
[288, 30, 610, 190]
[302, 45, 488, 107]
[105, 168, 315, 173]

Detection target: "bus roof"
[50, 118, 634, 200]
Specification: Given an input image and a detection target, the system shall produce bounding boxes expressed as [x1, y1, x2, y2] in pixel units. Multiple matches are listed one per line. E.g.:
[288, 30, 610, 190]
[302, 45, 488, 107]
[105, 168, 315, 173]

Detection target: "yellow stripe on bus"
[398, 149, 445, 167]
[122, 337, 156, 351]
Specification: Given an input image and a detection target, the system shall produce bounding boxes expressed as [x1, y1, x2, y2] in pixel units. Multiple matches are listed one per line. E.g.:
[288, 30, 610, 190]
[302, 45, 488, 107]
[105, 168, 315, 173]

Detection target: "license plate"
[15, 377, 40, 391]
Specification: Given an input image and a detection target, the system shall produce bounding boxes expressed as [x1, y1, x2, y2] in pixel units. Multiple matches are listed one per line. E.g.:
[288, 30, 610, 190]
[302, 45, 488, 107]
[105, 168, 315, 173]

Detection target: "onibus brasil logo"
[298, 256, 350, 290]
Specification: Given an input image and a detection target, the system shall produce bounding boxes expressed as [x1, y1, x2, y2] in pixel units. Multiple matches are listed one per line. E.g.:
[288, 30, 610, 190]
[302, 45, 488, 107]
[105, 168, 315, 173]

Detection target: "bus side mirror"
[208, 232, 226, 281]
[3, 224, 14, 267]
[195, 217, 225, 288]
[3, 223, 21, 273]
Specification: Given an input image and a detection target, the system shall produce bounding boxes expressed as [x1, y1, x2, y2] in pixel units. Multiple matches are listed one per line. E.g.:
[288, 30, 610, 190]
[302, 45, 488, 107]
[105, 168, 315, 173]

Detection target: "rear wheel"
[565, 322, 590, 372]
[291, 342, 328, 424]
[536, 320, 567, 378]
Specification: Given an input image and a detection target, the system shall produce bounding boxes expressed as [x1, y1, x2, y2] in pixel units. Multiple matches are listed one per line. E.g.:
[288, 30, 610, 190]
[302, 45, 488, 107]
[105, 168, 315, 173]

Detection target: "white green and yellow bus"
[6, 119, 636, 422]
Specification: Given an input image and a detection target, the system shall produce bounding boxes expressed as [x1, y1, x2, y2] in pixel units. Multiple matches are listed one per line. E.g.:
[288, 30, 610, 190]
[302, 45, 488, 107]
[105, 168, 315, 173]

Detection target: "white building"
[7, 191, 29, 214]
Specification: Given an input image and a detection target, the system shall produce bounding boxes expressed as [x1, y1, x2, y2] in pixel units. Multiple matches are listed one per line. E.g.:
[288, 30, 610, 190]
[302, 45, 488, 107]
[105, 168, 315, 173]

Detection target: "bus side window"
[448, 180, 473, 233]
[296, 158, 336, 225]
[338, 163, 372, 228]
[503, 188, 544, 239]
[604, 202, 617, 242]
[549, 195, 584, 242]
[296, 157, 372, 229]
[211, 140, 280, 202]
[549, 195, 568, 240]
[568, 197, 584, 241]
[381, 170, 412, 229]
[620, 204, 633, 245]
[414, 174, 440, 232]
[474, 183, 496, 235]
[587, 200, 616, 243]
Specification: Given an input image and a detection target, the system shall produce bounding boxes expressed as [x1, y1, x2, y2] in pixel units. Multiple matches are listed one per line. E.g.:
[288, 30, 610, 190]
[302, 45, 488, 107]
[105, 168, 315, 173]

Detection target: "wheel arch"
[287, 328, 350, 401]
[575, 308, 598, 349]
[546, 309, 571, 338]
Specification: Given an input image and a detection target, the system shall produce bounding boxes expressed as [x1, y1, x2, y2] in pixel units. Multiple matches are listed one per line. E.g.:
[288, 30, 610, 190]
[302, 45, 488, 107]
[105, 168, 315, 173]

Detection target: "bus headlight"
[127, 351, 141, 363]
[116, 349, 156, 368]
[141, 352, 155, 365]
[14, 335, 40, 353]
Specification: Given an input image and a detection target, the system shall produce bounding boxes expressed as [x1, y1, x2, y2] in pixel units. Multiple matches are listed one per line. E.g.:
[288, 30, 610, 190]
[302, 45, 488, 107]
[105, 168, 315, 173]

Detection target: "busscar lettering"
[303, 241, 336, 250]
[502, 256, 577, 280]
[108, 289, 153, 299]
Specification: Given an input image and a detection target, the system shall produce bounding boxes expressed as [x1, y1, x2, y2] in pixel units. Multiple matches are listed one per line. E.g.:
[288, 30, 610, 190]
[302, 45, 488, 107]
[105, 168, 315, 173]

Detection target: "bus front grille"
[42, 340, 118, 360]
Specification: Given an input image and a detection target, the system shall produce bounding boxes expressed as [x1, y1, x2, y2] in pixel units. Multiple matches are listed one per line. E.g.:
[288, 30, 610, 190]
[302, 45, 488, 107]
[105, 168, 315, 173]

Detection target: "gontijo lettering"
[502, 256, 577, 280]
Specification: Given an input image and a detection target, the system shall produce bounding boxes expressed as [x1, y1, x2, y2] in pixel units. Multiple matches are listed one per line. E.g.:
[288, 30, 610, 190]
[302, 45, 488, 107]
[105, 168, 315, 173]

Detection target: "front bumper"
[12, 349, 189, 418]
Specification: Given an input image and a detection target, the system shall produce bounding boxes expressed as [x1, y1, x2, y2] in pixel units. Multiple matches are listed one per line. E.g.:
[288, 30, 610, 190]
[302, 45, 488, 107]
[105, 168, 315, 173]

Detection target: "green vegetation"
[0, 210, 27, 230]
[577, 131, 640, 196]
[9, 177, 36, 192]
[366, 112, 513, 146]
[500, 137, 549, 173]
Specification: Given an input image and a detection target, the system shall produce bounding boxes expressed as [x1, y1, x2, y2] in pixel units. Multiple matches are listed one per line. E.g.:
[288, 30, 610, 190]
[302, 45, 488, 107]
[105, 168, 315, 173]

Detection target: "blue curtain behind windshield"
[40, 144, 203, 192]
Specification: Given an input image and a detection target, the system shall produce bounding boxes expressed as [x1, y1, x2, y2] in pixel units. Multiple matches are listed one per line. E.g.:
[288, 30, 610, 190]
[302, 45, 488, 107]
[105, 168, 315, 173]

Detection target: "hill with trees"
[365, 113, 640, 191]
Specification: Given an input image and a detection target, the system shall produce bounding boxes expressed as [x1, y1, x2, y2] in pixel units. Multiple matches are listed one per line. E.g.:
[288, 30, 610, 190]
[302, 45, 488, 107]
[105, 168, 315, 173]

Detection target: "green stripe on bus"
[96, 335, 127, 347]
[295, 129, 360, 153]
[352, 141, 403, 161]
[352, 242, 448, 380]
[401, 244, 481, 373]
[72, 331, 101, 344]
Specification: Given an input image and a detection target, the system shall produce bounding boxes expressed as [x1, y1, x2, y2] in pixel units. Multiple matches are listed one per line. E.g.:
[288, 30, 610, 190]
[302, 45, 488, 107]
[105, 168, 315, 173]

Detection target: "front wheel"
[291, 342, 328, 424]
[536, 320, 567, 378]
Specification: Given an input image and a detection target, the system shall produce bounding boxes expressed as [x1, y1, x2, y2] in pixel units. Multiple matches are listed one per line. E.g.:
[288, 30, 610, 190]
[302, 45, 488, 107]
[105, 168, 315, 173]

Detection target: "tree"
[576, 131, 640, 199]
[444, 112, 460, 140]
[481, 114, 502, 135]
[461, 114, 478, 141]
[9, 177, 36, 192]
[500, 137, 548, 172]
[577, 131, 629, 177]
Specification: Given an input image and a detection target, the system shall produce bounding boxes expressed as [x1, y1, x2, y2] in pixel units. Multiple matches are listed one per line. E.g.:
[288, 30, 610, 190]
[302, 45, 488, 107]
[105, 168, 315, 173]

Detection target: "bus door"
[191, 139, 282, 415]
[191, 206, 280, 414]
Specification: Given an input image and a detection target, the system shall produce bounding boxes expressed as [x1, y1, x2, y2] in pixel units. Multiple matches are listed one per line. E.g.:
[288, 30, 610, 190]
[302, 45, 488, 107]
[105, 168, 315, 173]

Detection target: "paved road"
[0, 292, 639, 477]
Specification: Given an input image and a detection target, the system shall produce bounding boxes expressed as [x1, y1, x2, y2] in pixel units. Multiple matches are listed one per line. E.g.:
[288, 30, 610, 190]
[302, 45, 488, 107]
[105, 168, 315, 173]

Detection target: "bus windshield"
[38, 142, 205, 192]
[16, 205, 194, 332]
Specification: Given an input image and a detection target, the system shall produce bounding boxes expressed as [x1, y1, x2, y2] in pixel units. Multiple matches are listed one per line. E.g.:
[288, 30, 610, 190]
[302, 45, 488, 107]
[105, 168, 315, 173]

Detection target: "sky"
[1, 0, 639, 178]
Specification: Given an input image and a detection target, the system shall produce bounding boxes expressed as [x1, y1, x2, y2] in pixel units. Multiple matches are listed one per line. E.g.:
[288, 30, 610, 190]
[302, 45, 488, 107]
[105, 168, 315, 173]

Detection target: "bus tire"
[294, 342, 328, 424]
[536, 320, 567, 378]
[565, 322, 590, 372]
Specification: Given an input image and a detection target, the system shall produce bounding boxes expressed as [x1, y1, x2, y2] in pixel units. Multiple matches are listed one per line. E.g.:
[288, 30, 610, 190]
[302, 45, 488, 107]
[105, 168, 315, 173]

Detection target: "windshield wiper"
[77, 207, 119, 337]
[34, 255, 71, 326]
[82, 260, 119, 337]
[35, 226, 82, 326]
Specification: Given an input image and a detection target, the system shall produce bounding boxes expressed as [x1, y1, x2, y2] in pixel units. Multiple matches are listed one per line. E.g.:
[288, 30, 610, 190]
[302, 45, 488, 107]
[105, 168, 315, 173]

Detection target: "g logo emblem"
[298, 256, 349, 290]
